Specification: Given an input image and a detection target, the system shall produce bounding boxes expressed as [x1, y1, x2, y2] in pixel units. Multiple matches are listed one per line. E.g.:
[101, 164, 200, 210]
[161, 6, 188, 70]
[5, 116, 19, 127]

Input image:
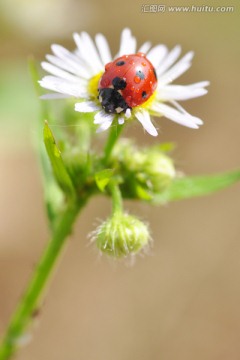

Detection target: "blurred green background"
[0, 1, 240, 359]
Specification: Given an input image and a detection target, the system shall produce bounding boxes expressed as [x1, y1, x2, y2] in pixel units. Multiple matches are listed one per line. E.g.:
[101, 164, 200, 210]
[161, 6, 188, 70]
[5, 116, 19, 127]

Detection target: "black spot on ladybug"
[135, 69, 145, 80]
[116, 60, 125, 66]
[112, 77, 127, 90]
[153, 67, 157, 80]
[142, 91, 147, 99]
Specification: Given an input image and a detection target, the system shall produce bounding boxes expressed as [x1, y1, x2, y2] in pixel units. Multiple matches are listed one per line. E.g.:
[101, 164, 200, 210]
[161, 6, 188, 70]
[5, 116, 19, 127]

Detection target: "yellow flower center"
[88, 72, 103, 98]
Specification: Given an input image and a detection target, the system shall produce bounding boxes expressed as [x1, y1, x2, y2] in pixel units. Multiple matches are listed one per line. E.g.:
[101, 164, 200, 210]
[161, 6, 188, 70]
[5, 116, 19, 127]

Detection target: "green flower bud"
[136, 150, 176, 193]
[111, 140, 176, 197]
[94, 213, 150, 258]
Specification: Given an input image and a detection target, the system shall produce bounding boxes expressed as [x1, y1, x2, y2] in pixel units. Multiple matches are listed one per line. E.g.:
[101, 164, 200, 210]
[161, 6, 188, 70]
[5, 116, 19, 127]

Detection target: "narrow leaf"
[29, 59, 62, 229]
[95, 169, 114, 192]
[44, 121, 75, 197]
[153, 169, 240, 204]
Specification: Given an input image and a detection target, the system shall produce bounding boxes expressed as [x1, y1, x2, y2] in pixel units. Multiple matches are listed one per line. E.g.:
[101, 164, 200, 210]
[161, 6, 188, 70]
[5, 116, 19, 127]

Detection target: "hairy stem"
[0, 198, 87, 360]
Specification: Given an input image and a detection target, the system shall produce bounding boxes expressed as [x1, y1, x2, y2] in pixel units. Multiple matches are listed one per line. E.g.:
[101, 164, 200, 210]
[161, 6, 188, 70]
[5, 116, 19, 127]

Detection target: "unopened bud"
[93, 213, 150, 258]
[112, 141, 176, 196]
[137, 150, 176, 193]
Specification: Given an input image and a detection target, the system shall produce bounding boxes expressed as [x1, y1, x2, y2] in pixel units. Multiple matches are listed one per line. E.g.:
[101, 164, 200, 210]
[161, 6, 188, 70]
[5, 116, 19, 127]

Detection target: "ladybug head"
[98, 76, 130, 114]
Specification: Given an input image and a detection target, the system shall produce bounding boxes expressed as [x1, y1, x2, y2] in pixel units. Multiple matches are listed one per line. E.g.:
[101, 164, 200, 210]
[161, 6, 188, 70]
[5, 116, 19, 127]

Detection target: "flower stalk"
[109, 182, 123, 215]
[103, 120, 124, 165]
[0, 198, 87, 360]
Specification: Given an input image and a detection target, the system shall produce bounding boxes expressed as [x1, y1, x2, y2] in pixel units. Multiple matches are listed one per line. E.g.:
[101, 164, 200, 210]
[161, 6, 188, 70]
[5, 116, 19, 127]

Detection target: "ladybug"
[98, 52, 157, 114]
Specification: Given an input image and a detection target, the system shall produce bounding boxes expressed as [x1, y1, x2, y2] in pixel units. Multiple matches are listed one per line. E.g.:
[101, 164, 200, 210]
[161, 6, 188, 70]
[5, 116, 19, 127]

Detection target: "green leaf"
[29, 59, 61, 229]
[95, 169, 114, 192]
[44, 121, 75, 198]
[44, 181, 65, 230]
[153, 169, 240, 204]
[37, 133, 64, 230]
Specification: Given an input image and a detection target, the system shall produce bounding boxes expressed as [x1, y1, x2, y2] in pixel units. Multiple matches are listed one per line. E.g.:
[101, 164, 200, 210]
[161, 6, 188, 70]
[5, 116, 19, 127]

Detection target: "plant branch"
[0, 198, 87, 360]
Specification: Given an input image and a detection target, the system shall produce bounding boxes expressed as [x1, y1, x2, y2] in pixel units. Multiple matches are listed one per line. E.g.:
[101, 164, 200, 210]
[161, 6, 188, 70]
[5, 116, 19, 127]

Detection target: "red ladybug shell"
[98, 53, 157, 113]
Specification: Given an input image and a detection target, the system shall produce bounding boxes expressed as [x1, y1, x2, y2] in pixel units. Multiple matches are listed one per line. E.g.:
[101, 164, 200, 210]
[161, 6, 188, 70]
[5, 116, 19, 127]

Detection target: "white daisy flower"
[39, 28, 209, 136]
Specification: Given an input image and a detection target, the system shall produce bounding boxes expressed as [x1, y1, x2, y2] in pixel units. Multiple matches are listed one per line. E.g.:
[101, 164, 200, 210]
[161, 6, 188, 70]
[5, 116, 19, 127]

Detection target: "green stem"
[0, 199, 87, 360]
[109, 182, 123, 215]
[103, 120, 124, 164]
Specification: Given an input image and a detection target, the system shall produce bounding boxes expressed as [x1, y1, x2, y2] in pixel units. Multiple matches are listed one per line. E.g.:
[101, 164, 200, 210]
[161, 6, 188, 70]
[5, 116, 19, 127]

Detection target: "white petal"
[157, 81, 210, 101]
[46, 54, 90, 79]
[50, 44, 92, 79]
[81, 32, 103, 70]
[117, 28, 136, 56]
[95, 33, 112, 65]
[94, 110, 114, 124]
[73, 33, 92, 68]
[75, 101, 100, 112]
[73, 33, 102, 76]
[146, 45, 168, 69]
[169, 100, 203, 125]
[39, 76, 88, 98]
[188, 81, 210, 89]
[51, 44, 87, 69]
[135, 110, 158, 136]
[159, 51, 194, 85]
[118, 116, 125, 125]
[151, 102, 202, 129]
[51, 44, 71, 58]
[138, 41, 152, 54]
[41, 62, 78, 81]
[156, 45, 182, 76]
[96, 119, 113, 132]
[125, 108, 131, 118]
[40, 93, 71, 99]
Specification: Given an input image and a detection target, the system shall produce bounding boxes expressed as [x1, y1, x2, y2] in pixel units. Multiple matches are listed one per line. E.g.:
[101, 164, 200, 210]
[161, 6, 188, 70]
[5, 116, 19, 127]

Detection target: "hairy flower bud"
[93, 213, 150, 258]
